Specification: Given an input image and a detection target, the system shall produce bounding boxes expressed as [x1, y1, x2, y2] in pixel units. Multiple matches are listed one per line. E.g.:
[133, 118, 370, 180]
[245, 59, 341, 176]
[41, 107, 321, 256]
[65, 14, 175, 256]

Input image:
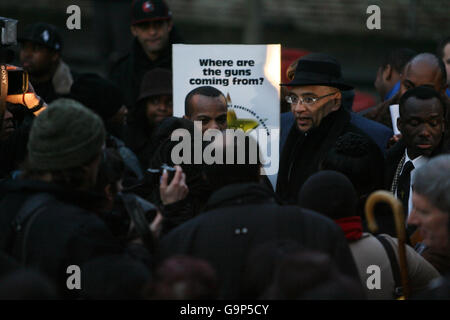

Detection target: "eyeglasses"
[285, 92, 339, 107]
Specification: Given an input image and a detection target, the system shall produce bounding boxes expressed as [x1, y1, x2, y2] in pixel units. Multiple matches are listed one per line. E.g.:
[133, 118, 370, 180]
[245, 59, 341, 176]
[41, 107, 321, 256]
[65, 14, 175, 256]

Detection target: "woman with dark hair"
[125, 68, 173, 169]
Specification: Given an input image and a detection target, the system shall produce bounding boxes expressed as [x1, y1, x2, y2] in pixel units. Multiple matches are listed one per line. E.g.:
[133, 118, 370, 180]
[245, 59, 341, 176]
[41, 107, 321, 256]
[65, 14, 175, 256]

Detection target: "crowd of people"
[0, 0, 449, 300]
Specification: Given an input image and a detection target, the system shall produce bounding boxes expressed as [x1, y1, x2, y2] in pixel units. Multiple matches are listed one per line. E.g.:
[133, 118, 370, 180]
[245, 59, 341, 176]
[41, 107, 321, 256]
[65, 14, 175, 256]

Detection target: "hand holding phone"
[159, 165, 189, 205]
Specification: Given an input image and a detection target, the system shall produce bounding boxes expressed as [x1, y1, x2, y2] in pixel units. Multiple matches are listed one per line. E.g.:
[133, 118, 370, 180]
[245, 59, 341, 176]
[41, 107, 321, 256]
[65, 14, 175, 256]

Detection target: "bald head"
[400, 53, 447, 96]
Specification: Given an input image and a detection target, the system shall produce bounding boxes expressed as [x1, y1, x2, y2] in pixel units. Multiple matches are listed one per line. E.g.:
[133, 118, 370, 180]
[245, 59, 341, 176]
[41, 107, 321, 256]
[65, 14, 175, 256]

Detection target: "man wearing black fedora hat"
[276, 53, 381, 204]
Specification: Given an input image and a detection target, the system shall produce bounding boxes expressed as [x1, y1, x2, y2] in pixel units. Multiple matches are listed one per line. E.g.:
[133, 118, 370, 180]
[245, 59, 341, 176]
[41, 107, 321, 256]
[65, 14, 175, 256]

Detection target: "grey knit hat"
[27, 98, 105, 171]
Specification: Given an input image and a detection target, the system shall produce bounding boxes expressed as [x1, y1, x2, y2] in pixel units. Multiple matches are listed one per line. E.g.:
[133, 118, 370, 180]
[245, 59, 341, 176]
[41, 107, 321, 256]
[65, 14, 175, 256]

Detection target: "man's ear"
[167, 20, 173, 32]
[51, 51, 60, 63]
[383, 64, 393, 81]
[130, 25, 137, 37]
[331, 92, 342, 112]
[104, 184, 114, 201]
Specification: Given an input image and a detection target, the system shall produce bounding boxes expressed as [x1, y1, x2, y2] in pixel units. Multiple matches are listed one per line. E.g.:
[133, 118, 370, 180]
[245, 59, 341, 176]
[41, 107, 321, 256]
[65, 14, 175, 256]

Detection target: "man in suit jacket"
[386, 86, 447, 224]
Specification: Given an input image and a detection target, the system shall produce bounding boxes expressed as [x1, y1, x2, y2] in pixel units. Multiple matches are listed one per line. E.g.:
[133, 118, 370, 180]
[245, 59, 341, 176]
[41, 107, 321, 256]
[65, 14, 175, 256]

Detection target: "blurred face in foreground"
[408, 192, 449, 251]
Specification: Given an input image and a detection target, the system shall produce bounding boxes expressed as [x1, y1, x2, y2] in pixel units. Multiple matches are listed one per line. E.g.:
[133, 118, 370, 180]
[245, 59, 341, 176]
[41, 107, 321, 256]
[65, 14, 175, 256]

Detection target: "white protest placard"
[389, 104, 400, 135]
[172, 44, 281, 179]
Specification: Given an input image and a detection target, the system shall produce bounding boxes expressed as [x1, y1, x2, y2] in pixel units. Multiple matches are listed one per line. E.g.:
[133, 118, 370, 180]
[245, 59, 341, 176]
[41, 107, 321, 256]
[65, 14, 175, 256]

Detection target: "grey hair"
[413, 155, 450, 214]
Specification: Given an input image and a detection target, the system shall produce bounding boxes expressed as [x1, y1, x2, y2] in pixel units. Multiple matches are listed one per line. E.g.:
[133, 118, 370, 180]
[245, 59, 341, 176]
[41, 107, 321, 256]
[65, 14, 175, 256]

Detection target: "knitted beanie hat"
[27, 98, 105, 171]
[298, 170, 358, 219]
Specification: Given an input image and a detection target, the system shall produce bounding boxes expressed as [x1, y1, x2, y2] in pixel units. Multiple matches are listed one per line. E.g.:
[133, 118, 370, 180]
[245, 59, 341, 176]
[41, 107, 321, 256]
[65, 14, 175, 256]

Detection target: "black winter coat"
[109, 29, 183, 109]
[0, 179, 150, 297]
[277, 107, 380, 204]
[156, 183, 361, 299]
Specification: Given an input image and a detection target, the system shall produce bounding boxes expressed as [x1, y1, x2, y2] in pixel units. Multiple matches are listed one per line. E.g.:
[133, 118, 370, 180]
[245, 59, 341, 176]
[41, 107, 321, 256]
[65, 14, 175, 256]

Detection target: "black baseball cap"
[131, 0, 172, 25]
[18, 22, 62, 52]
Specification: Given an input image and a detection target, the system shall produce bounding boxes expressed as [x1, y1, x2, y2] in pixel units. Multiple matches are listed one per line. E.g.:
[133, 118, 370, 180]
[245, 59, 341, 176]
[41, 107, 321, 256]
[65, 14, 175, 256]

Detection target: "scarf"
[334, 216, 363, 242]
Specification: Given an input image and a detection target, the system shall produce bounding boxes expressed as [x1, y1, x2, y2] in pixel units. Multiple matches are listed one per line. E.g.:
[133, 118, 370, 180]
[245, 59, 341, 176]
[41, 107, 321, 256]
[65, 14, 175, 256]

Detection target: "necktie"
[396, 161, 414, 214]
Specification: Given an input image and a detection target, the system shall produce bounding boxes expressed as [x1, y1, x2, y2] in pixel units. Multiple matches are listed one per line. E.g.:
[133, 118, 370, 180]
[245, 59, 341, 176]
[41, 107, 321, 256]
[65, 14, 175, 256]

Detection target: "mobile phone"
[7, 69, 28, 95]
[147, 164, 176, 185]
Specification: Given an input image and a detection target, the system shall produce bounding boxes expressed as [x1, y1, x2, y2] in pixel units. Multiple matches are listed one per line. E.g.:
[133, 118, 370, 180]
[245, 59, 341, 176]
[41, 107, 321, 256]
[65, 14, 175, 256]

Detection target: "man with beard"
[386, 86, 446, 229]
[18, 23, 74, 103]
[276, 53, 381, 204]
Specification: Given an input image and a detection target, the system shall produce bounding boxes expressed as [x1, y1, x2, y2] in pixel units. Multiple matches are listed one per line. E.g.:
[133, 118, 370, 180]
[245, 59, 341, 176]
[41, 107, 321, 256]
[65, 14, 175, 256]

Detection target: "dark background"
[1, 0, 449, 103]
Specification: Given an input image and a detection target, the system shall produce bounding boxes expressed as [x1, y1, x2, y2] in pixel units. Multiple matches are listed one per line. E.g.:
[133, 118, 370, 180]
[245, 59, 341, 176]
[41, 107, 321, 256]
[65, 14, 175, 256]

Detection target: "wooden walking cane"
[365, 190, 410, 299]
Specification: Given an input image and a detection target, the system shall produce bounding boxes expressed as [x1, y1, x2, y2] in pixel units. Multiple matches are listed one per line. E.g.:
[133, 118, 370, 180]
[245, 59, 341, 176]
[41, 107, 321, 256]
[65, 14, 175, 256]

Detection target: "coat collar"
[204, 183, 279, 212]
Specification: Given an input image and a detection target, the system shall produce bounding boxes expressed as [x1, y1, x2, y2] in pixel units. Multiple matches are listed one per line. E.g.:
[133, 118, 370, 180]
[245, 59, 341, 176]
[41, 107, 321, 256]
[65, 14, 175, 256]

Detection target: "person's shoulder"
[351, 112, 393, 135]
[386, 139, 406, 161]
[113, 52, 132, 67]
[279, 205, 341, 231]
[109, 51, 133, 78]
[281, 111, 294, 121]
[342, 118, 380, 148]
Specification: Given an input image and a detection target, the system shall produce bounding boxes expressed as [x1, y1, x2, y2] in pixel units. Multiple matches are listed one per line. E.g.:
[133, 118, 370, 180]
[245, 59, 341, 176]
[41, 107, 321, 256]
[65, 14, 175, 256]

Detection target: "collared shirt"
[396, 150, 428, 217]
[385, 81, 401, 101]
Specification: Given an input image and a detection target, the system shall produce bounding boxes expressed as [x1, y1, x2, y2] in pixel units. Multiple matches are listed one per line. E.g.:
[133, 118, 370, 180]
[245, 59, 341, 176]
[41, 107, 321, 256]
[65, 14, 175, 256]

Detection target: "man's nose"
[418, 125, 432, 139]
[293, 101, 307, 113]
[146, 25, 158, 35]
[21, 47, 32, 59]
[207, 121, 221, 131]
[4, 109, 13, 120]
[407, 207, 420, 226]
[157, 102, 169, 112]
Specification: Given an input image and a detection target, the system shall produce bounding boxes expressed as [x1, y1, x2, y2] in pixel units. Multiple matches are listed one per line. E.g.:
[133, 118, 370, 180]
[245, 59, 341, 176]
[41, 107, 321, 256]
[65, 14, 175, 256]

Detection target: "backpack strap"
[376, 234, 403, 298]
[11, 193, 54, 264]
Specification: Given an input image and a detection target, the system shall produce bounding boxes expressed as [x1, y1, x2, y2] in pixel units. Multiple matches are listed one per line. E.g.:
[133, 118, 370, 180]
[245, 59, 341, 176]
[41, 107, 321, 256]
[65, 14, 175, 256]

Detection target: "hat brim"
[137, 89, 173, 104]
[280, 79, 353, 91]
[17, 37, 61, 51]
[131, 17, 171, 25]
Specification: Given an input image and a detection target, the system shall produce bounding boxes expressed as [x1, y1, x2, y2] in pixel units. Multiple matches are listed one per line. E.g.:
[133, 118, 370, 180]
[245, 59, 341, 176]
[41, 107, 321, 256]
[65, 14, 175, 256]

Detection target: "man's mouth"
[416, 143, 433, 149]
[296, 117, 311, 126]
[146, 38, 161, 44]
